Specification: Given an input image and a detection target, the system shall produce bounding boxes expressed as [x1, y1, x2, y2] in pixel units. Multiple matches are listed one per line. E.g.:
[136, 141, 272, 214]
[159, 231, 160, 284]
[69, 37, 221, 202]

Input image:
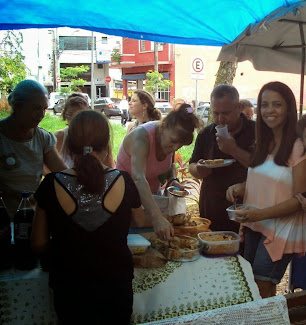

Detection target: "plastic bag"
[166, 192, 186, 216]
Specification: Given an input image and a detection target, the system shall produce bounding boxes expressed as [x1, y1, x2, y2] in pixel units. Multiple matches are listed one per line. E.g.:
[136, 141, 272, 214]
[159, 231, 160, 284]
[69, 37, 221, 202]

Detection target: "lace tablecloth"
[0, 256, 261, 325]
[139, 295, 290, 325]
[131, 255, 261, 324]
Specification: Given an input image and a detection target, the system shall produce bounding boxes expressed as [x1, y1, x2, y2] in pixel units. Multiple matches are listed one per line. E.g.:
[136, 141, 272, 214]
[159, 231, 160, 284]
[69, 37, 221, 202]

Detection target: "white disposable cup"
[215, 124, 229, 138]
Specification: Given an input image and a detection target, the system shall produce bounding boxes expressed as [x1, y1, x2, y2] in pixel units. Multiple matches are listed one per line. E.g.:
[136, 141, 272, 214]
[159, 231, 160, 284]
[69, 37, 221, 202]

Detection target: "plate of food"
[150, 234, 201, 262]
[167, 186, 190, 197]
[198, 158, 236, 168]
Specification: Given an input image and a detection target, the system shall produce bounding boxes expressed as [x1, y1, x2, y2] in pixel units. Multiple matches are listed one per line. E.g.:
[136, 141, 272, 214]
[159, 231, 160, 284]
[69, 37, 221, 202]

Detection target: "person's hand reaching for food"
[152, 214, 174, 241]
[226, 182, 246, 202]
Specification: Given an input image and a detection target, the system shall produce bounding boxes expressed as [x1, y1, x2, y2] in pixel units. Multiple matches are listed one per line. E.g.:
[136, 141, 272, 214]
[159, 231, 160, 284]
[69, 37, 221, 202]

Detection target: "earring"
[142, 109, 145, 121]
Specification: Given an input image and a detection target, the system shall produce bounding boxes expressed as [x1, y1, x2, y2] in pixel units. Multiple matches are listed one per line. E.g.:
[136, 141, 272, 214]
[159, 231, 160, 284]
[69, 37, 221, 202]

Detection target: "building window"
[60, 63, 91, 81]
[140, 40, 145, 51]
[59, 36, 96, 50]
[101, 37, 108, 44]
[158, 85, 170, 102]
[97, 64, 104, 69]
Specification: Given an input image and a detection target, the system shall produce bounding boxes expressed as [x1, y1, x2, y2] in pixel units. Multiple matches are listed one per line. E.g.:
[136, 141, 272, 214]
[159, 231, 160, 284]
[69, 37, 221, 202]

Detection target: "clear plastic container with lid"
[198, 231, 240, 255]
[127, 234, 151, 255]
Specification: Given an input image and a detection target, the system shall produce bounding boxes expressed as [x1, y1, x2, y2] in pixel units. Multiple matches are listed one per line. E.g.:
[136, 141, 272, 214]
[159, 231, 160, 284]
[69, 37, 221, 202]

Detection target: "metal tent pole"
[299, 22, 305, 119]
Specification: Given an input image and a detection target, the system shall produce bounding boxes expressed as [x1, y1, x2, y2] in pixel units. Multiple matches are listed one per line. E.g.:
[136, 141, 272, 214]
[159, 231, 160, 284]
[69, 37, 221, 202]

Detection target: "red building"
[110, 38, 175, 102]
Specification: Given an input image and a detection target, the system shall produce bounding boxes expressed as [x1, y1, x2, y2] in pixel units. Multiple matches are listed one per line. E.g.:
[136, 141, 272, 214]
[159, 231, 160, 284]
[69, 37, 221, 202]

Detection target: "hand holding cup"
[215, 124, 229, 138]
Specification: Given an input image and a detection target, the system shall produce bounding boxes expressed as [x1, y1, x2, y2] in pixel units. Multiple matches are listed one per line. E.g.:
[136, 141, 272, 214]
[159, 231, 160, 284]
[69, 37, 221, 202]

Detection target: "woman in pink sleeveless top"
[117, 103, 203, 240]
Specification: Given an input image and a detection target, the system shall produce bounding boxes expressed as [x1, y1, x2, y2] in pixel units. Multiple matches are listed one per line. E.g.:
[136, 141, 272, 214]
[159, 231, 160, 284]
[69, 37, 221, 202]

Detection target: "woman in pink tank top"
[116, 103, 203, 241]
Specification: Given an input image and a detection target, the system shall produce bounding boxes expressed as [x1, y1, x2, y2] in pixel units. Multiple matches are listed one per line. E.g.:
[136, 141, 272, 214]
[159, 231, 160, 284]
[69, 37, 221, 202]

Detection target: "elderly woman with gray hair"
[0, 79, 66, 219]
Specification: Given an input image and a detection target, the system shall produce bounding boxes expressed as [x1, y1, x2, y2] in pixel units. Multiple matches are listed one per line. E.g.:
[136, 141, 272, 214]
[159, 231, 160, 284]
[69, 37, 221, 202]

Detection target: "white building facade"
[11, 28, 122, 100]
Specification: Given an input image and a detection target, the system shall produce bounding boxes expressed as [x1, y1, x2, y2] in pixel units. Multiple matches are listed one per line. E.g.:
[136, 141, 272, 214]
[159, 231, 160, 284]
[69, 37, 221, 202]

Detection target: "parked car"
[155, 99, 172, 114]
[48, 92, 64, 109]
[94, 97, 121, 118]
[198, 100, 211, 107]
[53, 98, 66, 114]
[52, 93, 92, 114]
[196, 104, 210, 119]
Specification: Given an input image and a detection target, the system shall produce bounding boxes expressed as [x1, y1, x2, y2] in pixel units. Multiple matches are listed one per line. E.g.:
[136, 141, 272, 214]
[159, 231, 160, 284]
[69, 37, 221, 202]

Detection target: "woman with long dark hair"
[126, 89, 162, 133]
[32, 110, 145, 324]
[226, 81, 306, 298]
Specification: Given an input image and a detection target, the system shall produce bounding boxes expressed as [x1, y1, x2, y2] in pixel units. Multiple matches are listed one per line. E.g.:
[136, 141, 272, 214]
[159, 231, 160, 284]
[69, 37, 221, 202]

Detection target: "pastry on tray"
[203, 158, 224, 165]
[149, 235, 199, 261]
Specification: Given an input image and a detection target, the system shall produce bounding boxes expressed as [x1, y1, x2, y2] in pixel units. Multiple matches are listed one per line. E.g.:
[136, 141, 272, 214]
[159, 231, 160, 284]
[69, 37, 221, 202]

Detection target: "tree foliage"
[207, 61, 238, 124]
[145, 70, 173, 96]
[0, 31, 28, 95]
[58, 65, 89, 92]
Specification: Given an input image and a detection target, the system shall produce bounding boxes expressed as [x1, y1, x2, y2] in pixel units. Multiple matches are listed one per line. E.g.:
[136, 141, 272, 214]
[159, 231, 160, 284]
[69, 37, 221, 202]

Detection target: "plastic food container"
[167, 235, 201, 262]
[198, 231, 240, 255]
[127, 234, 151, 255]
[226, 204, 248, 220]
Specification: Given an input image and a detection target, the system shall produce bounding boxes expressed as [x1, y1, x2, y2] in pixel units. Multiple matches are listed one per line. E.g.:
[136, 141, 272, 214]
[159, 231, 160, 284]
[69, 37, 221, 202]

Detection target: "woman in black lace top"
[32, 110, 145, 324]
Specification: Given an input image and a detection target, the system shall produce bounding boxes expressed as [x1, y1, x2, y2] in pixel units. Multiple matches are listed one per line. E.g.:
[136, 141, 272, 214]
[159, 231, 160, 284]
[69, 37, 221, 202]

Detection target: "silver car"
[94, 97, 121, 118]
[155, 99, 172, 114]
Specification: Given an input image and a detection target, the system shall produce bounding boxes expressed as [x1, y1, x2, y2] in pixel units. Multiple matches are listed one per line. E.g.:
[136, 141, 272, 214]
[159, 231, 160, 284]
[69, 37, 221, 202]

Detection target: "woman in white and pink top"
[226, 81, 306, 298]
[116, 103, 203, 241]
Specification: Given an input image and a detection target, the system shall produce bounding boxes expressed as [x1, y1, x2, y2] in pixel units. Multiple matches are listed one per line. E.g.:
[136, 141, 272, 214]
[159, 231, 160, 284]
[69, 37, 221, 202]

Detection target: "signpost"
[56, 76, 61, 88]
[191, 57, 205, 109]
[105, 76, 111, 83]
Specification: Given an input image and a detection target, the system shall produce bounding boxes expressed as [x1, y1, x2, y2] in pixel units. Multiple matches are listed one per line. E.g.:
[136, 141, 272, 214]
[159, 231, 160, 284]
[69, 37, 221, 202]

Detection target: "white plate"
[167, 186, 190, 197]
[198, 159, 236, 168]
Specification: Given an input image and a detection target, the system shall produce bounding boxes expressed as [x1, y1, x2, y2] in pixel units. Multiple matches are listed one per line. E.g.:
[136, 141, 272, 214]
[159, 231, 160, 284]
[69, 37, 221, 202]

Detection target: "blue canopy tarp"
[0, 0, 301, 46]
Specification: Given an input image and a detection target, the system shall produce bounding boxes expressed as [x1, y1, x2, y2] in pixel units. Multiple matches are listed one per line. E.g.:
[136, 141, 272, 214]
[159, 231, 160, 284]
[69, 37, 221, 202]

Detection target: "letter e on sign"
[191, 57, 205, 80]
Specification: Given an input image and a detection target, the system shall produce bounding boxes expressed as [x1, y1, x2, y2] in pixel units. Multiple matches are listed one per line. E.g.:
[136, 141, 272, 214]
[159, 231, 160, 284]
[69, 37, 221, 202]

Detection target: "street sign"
[105, 76, 111, 83]
[191, 57, 205, 80]
[56, 76, 61, 82]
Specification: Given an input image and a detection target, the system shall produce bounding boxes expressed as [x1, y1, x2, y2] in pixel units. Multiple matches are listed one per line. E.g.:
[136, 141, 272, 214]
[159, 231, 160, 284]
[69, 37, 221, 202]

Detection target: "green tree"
[145, 70, 173, 98]
[58, 65, 90, 93]
[207, 61, 237, 124]
[0, 31, 28, 96]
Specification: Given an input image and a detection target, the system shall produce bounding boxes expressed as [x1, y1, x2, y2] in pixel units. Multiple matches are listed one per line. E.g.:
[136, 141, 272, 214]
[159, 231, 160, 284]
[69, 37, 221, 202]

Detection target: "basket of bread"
[166, 213, 211, 237]
[149, 234, 200, 262]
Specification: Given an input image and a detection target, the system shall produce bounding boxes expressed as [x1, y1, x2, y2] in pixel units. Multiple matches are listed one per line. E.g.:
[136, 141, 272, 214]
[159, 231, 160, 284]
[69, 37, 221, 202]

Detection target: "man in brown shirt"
[189, 85, 255, 233]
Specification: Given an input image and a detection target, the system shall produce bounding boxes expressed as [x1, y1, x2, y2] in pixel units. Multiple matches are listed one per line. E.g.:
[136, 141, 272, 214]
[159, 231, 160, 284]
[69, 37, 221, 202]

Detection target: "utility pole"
[154, 42, 159, 99]
[48, 28, 58, 92]
[154, 42, 158, 72]
[90, 31, 95, 109]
